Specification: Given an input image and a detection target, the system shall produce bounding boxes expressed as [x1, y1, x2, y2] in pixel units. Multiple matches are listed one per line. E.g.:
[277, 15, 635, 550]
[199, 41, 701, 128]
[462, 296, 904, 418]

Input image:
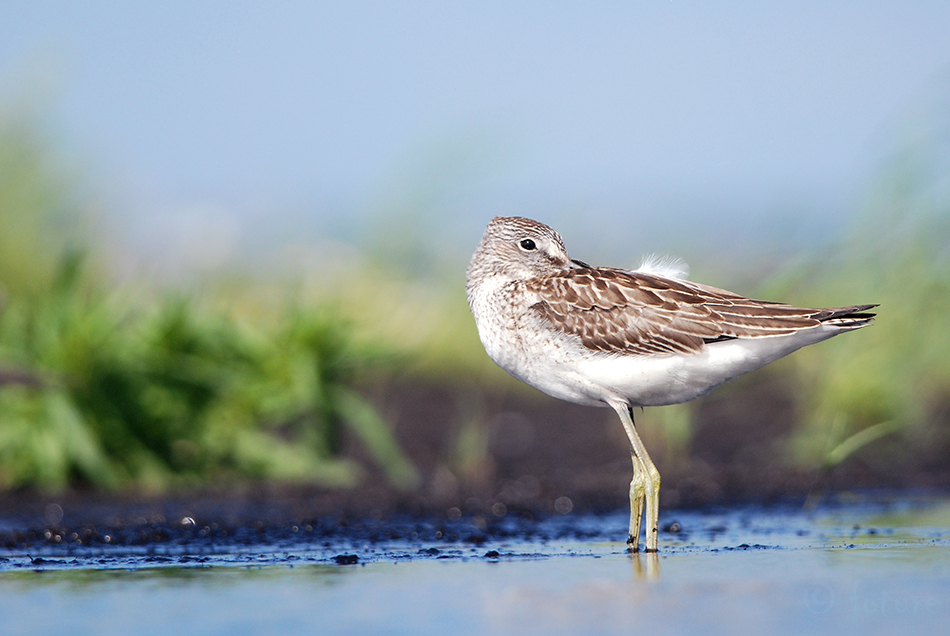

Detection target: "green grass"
[0, 256, 420, 491]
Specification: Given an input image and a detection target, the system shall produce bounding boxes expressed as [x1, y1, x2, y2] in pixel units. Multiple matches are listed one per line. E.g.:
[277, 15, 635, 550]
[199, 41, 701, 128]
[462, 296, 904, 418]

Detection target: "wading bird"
[466, 216, 876, 551]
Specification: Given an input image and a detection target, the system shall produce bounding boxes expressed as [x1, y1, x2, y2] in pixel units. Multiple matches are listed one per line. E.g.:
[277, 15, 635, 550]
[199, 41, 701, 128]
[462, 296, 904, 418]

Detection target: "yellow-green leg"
[611, 401, 661, 552]
[627, 450, 645, 551]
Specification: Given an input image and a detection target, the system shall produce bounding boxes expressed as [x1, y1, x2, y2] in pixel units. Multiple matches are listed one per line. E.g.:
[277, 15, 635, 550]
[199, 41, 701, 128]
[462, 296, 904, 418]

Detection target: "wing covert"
[528, 268, 825, 355]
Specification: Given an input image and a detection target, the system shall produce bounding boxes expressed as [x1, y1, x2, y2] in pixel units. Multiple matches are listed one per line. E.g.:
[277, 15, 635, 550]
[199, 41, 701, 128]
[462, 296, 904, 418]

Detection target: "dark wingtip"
[815, 303, 878, 329]
[816, 303, 878, 321]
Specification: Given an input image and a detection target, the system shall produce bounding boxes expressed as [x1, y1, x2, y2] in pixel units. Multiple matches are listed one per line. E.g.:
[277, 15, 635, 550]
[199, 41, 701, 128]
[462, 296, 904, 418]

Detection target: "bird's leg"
[627, 450, 646, 551]
[612, 402, 661, 552]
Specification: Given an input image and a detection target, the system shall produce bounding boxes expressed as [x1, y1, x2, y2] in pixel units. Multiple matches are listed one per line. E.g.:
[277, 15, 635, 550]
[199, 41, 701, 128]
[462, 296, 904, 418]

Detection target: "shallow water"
[1, 495, 948, 636]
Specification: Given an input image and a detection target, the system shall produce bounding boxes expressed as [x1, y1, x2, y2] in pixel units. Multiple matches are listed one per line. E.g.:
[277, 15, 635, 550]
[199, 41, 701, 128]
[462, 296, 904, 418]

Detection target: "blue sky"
[4, 2, 950, 268]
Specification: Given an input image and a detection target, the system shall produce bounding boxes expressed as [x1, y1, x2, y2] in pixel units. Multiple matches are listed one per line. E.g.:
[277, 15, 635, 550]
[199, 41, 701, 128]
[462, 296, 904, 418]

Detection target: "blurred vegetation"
[0, 107, 418, 493]
[767, 88, 950, 475]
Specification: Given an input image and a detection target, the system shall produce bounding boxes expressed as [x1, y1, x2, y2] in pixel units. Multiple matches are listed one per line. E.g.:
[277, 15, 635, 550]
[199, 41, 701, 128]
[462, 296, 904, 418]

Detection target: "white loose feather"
[634, 253, 690, 280]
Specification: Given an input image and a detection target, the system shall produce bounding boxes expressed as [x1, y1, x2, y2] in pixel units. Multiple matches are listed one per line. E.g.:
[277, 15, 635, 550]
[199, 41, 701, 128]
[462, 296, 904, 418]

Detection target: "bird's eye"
[520, 239, 537, 251]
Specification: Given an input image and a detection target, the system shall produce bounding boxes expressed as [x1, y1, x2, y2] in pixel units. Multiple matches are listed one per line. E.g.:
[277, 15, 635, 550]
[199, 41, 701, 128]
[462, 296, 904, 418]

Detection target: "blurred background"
[2, 2, 949, 515]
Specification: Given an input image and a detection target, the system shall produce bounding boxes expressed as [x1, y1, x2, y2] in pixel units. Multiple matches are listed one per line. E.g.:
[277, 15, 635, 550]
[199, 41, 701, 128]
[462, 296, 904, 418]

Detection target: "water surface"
[1, 495, 947, 635]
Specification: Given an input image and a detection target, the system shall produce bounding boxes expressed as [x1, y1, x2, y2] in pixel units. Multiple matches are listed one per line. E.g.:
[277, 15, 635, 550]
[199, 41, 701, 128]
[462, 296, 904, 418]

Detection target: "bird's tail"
[814, 304, 878, 330]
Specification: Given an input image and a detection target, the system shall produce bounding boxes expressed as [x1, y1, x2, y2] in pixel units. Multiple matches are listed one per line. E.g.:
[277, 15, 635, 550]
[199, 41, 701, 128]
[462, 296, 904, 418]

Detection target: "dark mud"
[0, 491, 946, 571]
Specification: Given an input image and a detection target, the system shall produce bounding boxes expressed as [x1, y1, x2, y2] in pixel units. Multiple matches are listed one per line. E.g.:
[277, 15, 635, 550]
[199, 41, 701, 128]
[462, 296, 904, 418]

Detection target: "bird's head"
[467, 216, 584, 285]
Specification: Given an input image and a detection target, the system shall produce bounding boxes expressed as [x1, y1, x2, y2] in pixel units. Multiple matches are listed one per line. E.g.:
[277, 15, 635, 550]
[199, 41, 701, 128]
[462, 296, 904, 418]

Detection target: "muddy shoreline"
[1, 488, 944, 566]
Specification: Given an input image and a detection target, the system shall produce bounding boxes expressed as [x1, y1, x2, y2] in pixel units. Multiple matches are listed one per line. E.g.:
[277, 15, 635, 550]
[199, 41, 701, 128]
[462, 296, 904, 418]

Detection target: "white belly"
[479, 313, 841, 408]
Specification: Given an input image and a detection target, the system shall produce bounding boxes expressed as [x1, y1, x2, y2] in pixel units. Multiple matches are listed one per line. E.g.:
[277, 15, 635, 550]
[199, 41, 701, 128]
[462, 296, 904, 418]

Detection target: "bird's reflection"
[628, 550, 660, 580]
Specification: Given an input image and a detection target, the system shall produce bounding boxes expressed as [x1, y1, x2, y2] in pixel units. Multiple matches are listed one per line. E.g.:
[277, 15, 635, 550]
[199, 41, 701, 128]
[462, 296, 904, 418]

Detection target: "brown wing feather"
[528, 268, 876, 355]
